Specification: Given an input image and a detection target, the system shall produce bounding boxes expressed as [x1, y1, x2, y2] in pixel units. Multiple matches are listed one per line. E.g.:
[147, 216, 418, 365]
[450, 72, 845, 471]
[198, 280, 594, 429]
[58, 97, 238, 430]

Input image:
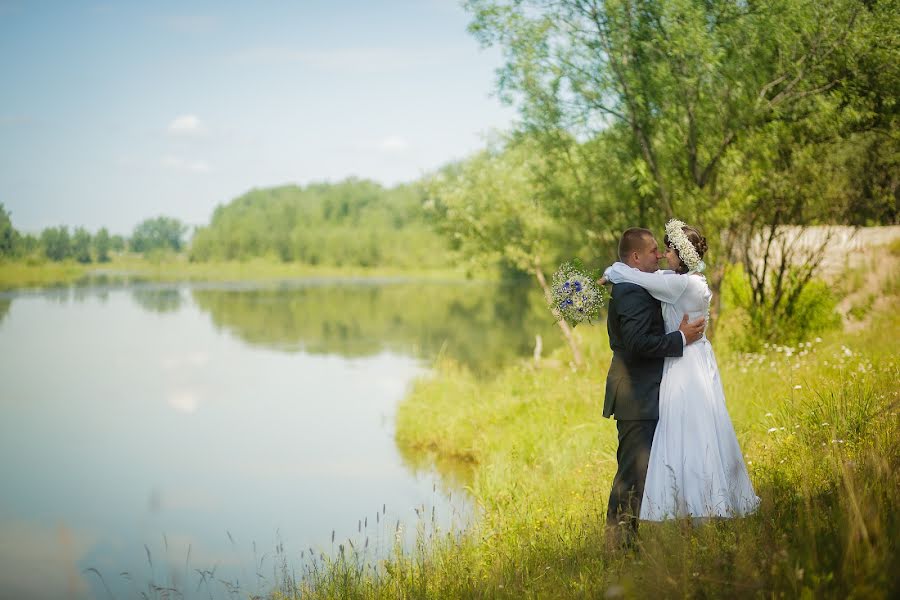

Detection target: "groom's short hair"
[618, 228, 654, 262]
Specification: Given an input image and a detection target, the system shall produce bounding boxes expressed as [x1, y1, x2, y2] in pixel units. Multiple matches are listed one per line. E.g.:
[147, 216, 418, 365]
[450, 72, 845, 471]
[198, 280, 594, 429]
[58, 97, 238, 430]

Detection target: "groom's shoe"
[604, 522, 632, 553]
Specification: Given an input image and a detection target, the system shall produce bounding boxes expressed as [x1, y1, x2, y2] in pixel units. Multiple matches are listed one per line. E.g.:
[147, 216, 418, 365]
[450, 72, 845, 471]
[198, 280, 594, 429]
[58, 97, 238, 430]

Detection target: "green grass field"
[276, 271, 899, 598]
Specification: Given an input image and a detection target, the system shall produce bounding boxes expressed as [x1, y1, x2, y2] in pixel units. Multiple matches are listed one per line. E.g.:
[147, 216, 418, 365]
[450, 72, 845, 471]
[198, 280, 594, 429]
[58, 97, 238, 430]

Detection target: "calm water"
[0, 278, 561, 599]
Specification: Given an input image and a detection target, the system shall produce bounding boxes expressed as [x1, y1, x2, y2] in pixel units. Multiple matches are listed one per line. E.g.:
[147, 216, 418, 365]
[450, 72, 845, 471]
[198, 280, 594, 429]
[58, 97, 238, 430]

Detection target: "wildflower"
[815, 337, 822, 343]
[765, 412, 773, 417]
[793, 385, 802, 390]
[767, 427, 778, 433]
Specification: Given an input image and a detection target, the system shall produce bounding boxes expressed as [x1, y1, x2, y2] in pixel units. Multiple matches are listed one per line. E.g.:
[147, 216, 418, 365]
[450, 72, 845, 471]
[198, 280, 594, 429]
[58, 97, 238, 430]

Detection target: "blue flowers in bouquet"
[549, 259, 607, 327]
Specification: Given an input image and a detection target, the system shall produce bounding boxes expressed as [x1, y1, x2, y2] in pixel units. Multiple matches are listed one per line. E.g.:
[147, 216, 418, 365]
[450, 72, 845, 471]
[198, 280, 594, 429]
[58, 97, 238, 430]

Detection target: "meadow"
[271, 251, 899, 599]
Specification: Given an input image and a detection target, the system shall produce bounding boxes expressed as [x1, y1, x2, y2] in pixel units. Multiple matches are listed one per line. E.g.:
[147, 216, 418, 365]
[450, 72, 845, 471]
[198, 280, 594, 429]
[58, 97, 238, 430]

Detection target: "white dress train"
[604, 263, 760, 520]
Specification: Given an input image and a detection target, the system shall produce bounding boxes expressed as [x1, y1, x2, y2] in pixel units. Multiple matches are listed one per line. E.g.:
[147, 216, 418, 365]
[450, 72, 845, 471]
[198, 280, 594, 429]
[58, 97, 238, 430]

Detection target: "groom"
[603, 228, 705, 540]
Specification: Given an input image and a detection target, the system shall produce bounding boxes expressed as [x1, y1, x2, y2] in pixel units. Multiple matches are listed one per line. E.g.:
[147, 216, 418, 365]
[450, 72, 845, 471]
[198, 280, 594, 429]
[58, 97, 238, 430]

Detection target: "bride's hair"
[664, 225, 708, 274]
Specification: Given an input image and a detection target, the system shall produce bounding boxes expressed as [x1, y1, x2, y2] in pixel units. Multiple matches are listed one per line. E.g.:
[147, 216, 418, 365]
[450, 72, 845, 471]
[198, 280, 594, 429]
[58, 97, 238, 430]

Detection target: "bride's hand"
[596, 276, 608, 286]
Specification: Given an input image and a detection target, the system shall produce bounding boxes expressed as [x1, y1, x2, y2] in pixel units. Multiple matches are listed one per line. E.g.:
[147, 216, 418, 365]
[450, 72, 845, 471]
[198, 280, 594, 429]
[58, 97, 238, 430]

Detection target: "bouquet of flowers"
[549, 259, 607, 327]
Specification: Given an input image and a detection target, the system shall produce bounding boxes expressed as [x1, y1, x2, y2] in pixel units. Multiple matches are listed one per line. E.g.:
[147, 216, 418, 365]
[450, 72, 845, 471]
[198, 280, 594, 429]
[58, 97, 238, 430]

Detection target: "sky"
[0, 0, 517, 235]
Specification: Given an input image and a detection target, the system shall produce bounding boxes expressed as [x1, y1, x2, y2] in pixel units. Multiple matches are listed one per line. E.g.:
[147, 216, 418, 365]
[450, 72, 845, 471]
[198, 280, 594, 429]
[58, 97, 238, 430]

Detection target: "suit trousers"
[606, 419, 657, 531]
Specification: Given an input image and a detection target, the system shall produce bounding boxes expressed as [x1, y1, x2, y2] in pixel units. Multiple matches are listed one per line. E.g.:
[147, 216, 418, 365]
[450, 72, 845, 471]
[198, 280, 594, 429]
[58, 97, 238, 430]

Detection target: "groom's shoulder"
[611, 282, 656, 308]
[611, 281, 650, 298]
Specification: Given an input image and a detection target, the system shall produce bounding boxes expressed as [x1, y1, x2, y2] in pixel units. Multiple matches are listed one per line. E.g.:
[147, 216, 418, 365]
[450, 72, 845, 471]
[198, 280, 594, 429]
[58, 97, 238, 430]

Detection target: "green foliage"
[0, 203, 16, 257]
[425, 136, 588, 276]
[130, 215, 187, 254]
[109, 234, 126, 252]
[40, 226, 71, 261]
[720, 263, 840, 350]
[93, 227, 111, 262]
[462, 0, 898, 334]
[71, 227, 92, 263]
[189, 179, 450, 269]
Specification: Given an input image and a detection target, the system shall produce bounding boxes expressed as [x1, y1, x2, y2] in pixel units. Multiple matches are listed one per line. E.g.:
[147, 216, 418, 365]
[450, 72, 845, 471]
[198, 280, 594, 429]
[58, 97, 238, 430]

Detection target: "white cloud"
[167, 114, 205, 136]
[161, 155, 211, 173]
[378, 136, 410, 152]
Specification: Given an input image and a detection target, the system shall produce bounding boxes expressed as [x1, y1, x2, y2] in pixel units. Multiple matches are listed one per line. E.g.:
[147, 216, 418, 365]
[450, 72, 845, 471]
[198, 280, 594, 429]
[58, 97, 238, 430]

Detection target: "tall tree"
[93, 227, 111, 262]
[466, 0, 869, 227]
[40, 226, 71, 261]
[71, 227, 93, 263]
[426, 136, 590, 366]
[131, 216, 187, 254]
[0, 203, 16, 257]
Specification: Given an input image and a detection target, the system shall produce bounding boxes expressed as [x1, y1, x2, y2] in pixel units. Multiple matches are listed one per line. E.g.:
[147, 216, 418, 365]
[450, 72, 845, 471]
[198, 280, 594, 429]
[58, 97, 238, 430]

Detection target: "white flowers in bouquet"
[549, 260, 607, 327]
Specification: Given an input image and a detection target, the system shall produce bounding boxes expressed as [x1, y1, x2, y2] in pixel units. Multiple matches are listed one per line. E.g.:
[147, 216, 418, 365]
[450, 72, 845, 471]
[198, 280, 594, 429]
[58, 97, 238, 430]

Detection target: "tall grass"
[275, 280, 899, 598]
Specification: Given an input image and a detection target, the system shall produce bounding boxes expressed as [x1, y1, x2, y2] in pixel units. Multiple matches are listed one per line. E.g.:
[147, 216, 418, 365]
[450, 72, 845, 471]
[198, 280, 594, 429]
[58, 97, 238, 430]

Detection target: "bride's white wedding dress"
[604, 263, 760, 520]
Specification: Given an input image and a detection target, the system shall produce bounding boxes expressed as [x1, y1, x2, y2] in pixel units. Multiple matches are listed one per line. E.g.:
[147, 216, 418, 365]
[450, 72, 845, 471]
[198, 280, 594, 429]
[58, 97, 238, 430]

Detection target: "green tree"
[466, 0, 896, 336]
[188, 179, 451, 269]
[109, 234, 126, 253]
[467, 0, 869, 222]
[93, 227, 111, 262]
[0, 203, 16, 257]
[426, 136, 590, 366]
[71, 227, 92, 263]
[41, 226, 71, 261]
[131, 216, 187, 254]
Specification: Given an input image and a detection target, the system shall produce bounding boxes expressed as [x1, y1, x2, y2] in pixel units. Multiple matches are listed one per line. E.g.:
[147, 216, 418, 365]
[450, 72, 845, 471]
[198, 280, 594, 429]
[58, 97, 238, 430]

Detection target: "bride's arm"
[603, 262, 689, 304]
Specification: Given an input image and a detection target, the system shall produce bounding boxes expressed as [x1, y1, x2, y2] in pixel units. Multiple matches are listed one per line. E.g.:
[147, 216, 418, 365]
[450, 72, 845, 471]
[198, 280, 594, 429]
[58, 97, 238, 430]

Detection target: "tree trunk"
[533, 257, 585, 369]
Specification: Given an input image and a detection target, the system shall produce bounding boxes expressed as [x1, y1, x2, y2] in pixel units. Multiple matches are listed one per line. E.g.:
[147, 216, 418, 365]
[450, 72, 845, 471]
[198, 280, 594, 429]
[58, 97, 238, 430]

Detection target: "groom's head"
[619, 228, 662, 273]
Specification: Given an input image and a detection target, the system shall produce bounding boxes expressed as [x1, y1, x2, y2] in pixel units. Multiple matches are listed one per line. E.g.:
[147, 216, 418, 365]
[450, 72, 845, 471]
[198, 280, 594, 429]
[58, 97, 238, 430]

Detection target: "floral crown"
[664, 219, 705, 273]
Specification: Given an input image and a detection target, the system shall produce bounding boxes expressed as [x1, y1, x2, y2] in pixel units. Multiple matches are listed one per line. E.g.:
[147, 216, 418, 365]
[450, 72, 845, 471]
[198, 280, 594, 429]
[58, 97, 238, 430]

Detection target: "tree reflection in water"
[191, 280, 564, 377]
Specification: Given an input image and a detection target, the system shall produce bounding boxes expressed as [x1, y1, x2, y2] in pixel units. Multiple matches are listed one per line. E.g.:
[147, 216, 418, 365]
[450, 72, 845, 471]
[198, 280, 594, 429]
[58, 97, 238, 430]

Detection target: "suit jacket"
[603, 282, 684, 420]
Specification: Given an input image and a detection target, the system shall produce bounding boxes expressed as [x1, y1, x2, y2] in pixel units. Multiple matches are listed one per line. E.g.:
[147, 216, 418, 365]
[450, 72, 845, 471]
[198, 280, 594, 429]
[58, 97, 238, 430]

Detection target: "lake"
[0, 277, 562, 599]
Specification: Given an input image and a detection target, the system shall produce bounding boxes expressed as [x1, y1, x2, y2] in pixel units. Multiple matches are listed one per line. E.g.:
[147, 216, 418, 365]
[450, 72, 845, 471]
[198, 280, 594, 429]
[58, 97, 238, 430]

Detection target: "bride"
[603, 220, 760, 521]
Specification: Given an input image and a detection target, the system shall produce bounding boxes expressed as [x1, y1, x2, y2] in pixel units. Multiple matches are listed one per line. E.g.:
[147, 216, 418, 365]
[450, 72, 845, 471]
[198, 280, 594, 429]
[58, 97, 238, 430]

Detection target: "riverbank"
[281, 265, 899, 597]
[0, 256, 485, 291]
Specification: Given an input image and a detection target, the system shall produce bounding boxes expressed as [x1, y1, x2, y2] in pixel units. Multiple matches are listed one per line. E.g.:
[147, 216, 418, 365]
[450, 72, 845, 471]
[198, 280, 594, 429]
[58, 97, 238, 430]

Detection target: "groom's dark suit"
[604, 281, 684, 531]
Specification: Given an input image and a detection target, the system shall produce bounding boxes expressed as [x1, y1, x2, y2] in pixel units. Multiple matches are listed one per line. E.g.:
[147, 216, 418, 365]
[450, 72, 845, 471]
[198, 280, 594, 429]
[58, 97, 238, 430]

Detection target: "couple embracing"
[602, 220, 759, 542]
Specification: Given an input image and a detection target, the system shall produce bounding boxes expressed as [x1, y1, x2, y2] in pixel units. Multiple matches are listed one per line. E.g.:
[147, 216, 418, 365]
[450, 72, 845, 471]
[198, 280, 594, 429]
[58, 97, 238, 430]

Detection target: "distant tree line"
[0, 205, 187, 264]
[1, 178, 454, 270]
[189, 178, 452, 269]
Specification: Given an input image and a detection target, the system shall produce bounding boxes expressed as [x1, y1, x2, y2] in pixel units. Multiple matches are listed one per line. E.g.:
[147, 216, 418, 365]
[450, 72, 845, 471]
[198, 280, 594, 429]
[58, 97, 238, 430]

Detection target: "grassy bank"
[278, 279, 899, 597]
[0, 255, 483, 291]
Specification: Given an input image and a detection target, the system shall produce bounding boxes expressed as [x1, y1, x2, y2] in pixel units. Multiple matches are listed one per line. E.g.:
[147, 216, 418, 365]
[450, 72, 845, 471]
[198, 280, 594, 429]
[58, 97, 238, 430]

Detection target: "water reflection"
[0, 298, 10, 326]
[190, 280, 561, 376]
[0, 278, 564, 598]
[131, 287, 184, 314]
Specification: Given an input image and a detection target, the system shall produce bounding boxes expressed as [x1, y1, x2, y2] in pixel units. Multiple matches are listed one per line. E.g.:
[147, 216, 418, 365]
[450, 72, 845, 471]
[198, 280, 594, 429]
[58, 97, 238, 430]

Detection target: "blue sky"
[0, 0, 516, 234]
